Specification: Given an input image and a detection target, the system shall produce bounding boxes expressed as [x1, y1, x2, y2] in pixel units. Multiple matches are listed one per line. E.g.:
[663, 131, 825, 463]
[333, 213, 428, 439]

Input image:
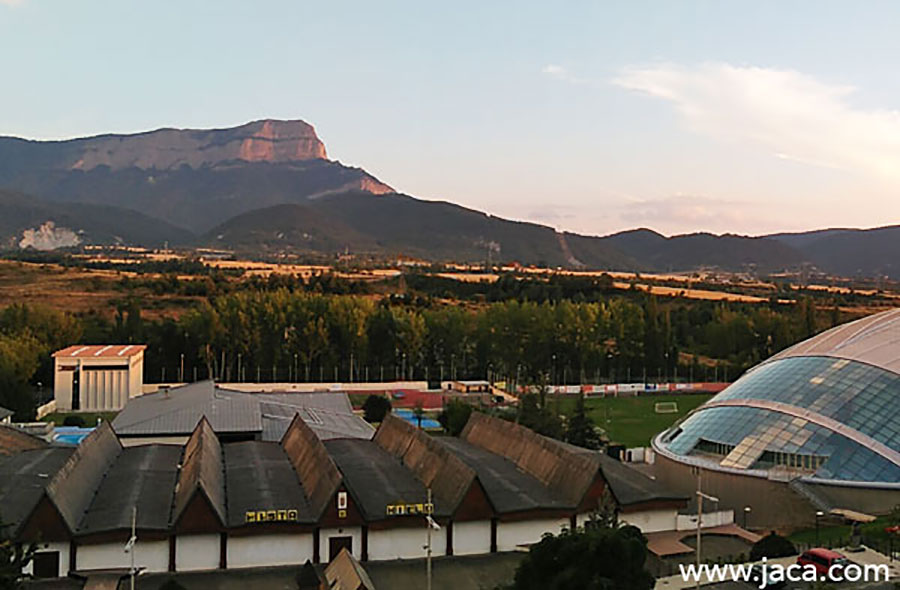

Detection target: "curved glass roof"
[660, 356, 900, 484]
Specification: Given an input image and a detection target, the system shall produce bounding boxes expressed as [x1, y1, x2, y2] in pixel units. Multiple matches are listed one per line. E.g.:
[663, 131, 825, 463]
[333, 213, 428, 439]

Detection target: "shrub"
[750, 532, 797, 561]
[62, 415, 85, 427]
[362, 395, 392, 423]
[438, 399, 474, 436]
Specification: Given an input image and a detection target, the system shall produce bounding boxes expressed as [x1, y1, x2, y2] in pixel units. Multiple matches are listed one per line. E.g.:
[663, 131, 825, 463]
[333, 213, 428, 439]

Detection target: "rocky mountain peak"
[65, 118, 328, 171]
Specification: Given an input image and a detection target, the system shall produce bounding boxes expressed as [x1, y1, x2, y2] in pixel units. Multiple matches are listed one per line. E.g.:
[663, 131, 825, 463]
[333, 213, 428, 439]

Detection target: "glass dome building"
[652, 309, 900, 523]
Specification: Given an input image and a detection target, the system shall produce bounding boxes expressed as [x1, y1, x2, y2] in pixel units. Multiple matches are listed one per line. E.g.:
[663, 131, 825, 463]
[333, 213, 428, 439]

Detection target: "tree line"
[0, 284, 840, 419]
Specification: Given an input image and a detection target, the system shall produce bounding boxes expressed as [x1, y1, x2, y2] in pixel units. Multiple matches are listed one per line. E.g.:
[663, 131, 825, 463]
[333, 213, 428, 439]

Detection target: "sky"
[2, 0, 900, 237]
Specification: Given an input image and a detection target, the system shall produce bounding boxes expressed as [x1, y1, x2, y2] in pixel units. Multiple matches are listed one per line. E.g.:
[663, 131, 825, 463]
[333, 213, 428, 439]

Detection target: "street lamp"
[743, 506, 752, 529]
[815, 510, 825, 545]
[694, 471, 719, 590]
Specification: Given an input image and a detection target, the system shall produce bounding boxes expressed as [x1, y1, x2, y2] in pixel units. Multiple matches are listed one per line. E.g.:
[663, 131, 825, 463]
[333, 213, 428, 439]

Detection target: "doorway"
[328, 536, 353, 561]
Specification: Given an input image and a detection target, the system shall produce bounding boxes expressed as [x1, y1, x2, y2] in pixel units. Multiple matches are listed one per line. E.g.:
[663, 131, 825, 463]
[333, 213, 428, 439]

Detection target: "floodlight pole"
[694, 470, 719, 590]
[695, 468, 702, 590]
[426, 487, 433, 590]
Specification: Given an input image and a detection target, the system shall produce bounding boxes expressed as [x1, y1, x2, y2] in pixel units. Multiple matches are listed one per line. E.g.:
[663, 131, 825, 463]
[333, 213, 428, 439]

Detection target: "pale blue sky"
[2, 1, 899, 235]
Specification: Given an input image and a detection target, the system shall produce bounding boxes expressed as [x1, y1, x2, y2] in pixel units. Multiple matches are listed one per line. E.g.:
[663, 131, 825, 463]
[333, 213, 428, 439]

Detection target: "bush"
[511, 524, 654, 590]
[438, 399, 474, 436]
[750, 532, 797, 561]
[362, 395, 392, 423]
[62, 415, 85, 427]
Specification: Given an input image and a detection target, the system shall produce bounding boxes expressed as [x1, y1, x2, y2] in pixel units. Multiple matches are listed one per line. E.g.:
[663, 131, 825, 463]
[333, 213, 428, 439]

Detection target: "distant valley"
[0, 119, 897, 279]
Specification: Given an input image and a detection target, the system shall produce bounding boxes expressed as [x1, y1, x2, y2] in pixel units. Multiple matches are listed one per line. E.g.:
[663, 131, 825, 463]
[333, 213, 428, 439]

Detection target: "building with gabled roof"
[52, 345, 146, 412]
[112, 381, 374, 445]
[0, 423, 48, 456]
[4, 410, 691, 581]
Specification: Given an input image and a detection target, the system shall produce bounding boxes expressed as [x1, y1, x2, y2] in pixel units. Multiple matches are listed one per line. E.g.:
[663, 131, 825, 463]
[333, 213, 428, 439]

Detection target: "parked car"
[796, 548, 852, 581]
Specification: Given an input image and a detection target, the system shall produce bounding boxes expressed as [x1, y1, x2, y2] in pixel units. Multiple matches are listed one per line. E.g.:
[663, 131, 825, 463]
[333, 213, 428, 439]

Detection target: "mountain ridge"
[0, 119, 898, 278]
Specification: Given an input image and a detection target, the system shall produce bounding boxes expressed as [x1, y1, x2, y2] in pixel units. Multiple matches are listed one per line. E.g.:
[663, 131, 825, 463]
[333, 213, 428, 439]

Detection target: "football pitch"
[559, 393, 713, 448]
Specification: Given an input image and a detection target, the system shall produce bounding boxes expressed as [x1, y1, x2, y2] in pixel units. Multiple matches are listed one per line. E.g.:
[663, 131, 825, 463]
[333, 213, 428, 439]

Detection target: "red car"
[797, 548, 851, 580]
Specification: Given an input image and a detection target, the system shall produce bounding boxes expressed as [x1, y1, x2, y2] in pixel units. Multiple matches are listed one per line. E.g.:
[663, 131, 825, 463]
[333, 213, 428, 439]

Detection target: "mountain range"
[0, 119, 897, 279]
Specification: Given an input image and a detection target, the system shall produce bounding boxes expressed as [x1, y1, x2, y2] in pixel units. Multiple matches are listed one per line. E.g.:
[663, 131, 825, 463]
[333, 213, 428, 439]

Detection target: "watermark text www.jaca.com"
[679, 557, 891, 588]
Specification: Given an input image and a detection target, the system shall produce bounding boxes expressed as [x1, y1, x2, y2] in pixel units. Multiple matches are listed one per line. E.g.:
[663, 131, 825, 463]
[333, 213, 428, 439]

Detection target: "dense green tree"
[565, 393, 603, 450]
[510, 524, 655, 590]
[438, 399, 474, 436]
[517, 393, 563, 439]
[749, 532, 797, 561]
[362, 394, 392, 423]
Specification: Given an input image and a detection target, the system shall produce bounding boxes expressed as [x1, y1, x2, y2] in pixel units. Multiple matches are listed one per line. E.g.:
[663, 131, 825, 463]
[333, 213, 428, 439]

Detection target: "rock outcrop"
[65, 119, 327, 171]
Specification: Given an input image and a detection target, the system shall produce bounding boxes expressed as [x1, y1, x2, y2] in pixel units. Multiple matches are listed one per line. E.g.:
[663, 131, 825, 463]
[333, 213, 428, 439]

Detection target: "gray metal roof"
[0, 447, 74, 537]
[437, 437, 568, 513]
[0, 406, 13, 421]
[112, 381, 261, 436]
[595, 453, 687, 507]
[324, 439, 451, 520]
[767, 307, 900, 375]
[113, 381, 373, 442]
[78, 445, 182, 534]
[257, 394, 374, 442]
[223, 441, 316, 527]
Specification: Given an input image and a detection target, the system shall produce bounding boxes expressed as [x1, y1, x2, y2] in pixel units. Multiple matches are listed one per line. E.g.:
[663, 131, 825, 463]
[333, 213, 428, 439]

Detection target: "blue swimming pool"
[53, 426, 94, 445]
[393, 409, 442, 430]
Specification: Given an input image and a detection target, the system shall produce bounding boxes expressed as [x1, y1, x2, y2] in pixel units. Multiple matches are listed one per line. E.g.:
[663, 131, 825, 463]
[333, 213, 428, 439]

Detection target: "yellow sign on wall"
[385, 502, 434, 516]
[245, 509, 299, 523]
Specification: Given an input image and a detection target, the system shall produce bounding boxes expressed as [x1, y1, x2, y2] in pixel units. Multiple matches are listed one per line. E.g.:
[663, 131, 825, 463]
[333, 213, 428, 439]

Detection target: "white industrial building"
[52, 345, 146, 412]
[2, 408, 716, 582]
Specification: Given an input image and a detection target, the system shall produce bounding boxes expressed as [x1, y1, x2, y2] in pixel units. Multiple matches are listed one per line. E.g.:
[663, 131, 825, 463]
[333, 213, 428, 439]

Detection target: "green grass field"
[557, 393, 713, 448]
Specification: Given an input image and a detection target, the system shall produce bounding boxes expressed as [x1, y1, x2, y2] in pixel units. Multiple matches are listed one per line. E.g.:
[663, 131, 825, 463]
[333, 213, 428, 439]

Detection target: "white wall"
[54, 363, 74, 411]
[318, 527, 362, 561]
[676, 509, 734, 532]
[23, 542, 69, 578]
[496, 518, 569, 552]
[176, 534, 220, 571]
[227, 534, 314, 568]
[620, 509, 679, 534]
[78, 540, 169, 573]
[368, 527, 446, 561]
[452, 520, 491, 556]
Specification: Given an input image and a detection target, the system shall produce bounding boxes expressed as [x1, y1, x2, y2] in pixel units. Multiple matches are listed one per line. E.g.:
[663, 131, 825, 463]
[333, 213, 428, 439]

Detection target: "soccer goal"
[654, 401, 679, 414]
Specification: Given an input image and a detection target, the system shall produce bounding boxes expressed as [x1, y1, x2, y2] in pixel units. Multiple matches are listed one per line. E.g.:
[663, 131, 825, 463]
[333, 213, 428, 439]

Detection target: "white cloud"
[612, 63, 900, 184]
[540, 64, 590, 85]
